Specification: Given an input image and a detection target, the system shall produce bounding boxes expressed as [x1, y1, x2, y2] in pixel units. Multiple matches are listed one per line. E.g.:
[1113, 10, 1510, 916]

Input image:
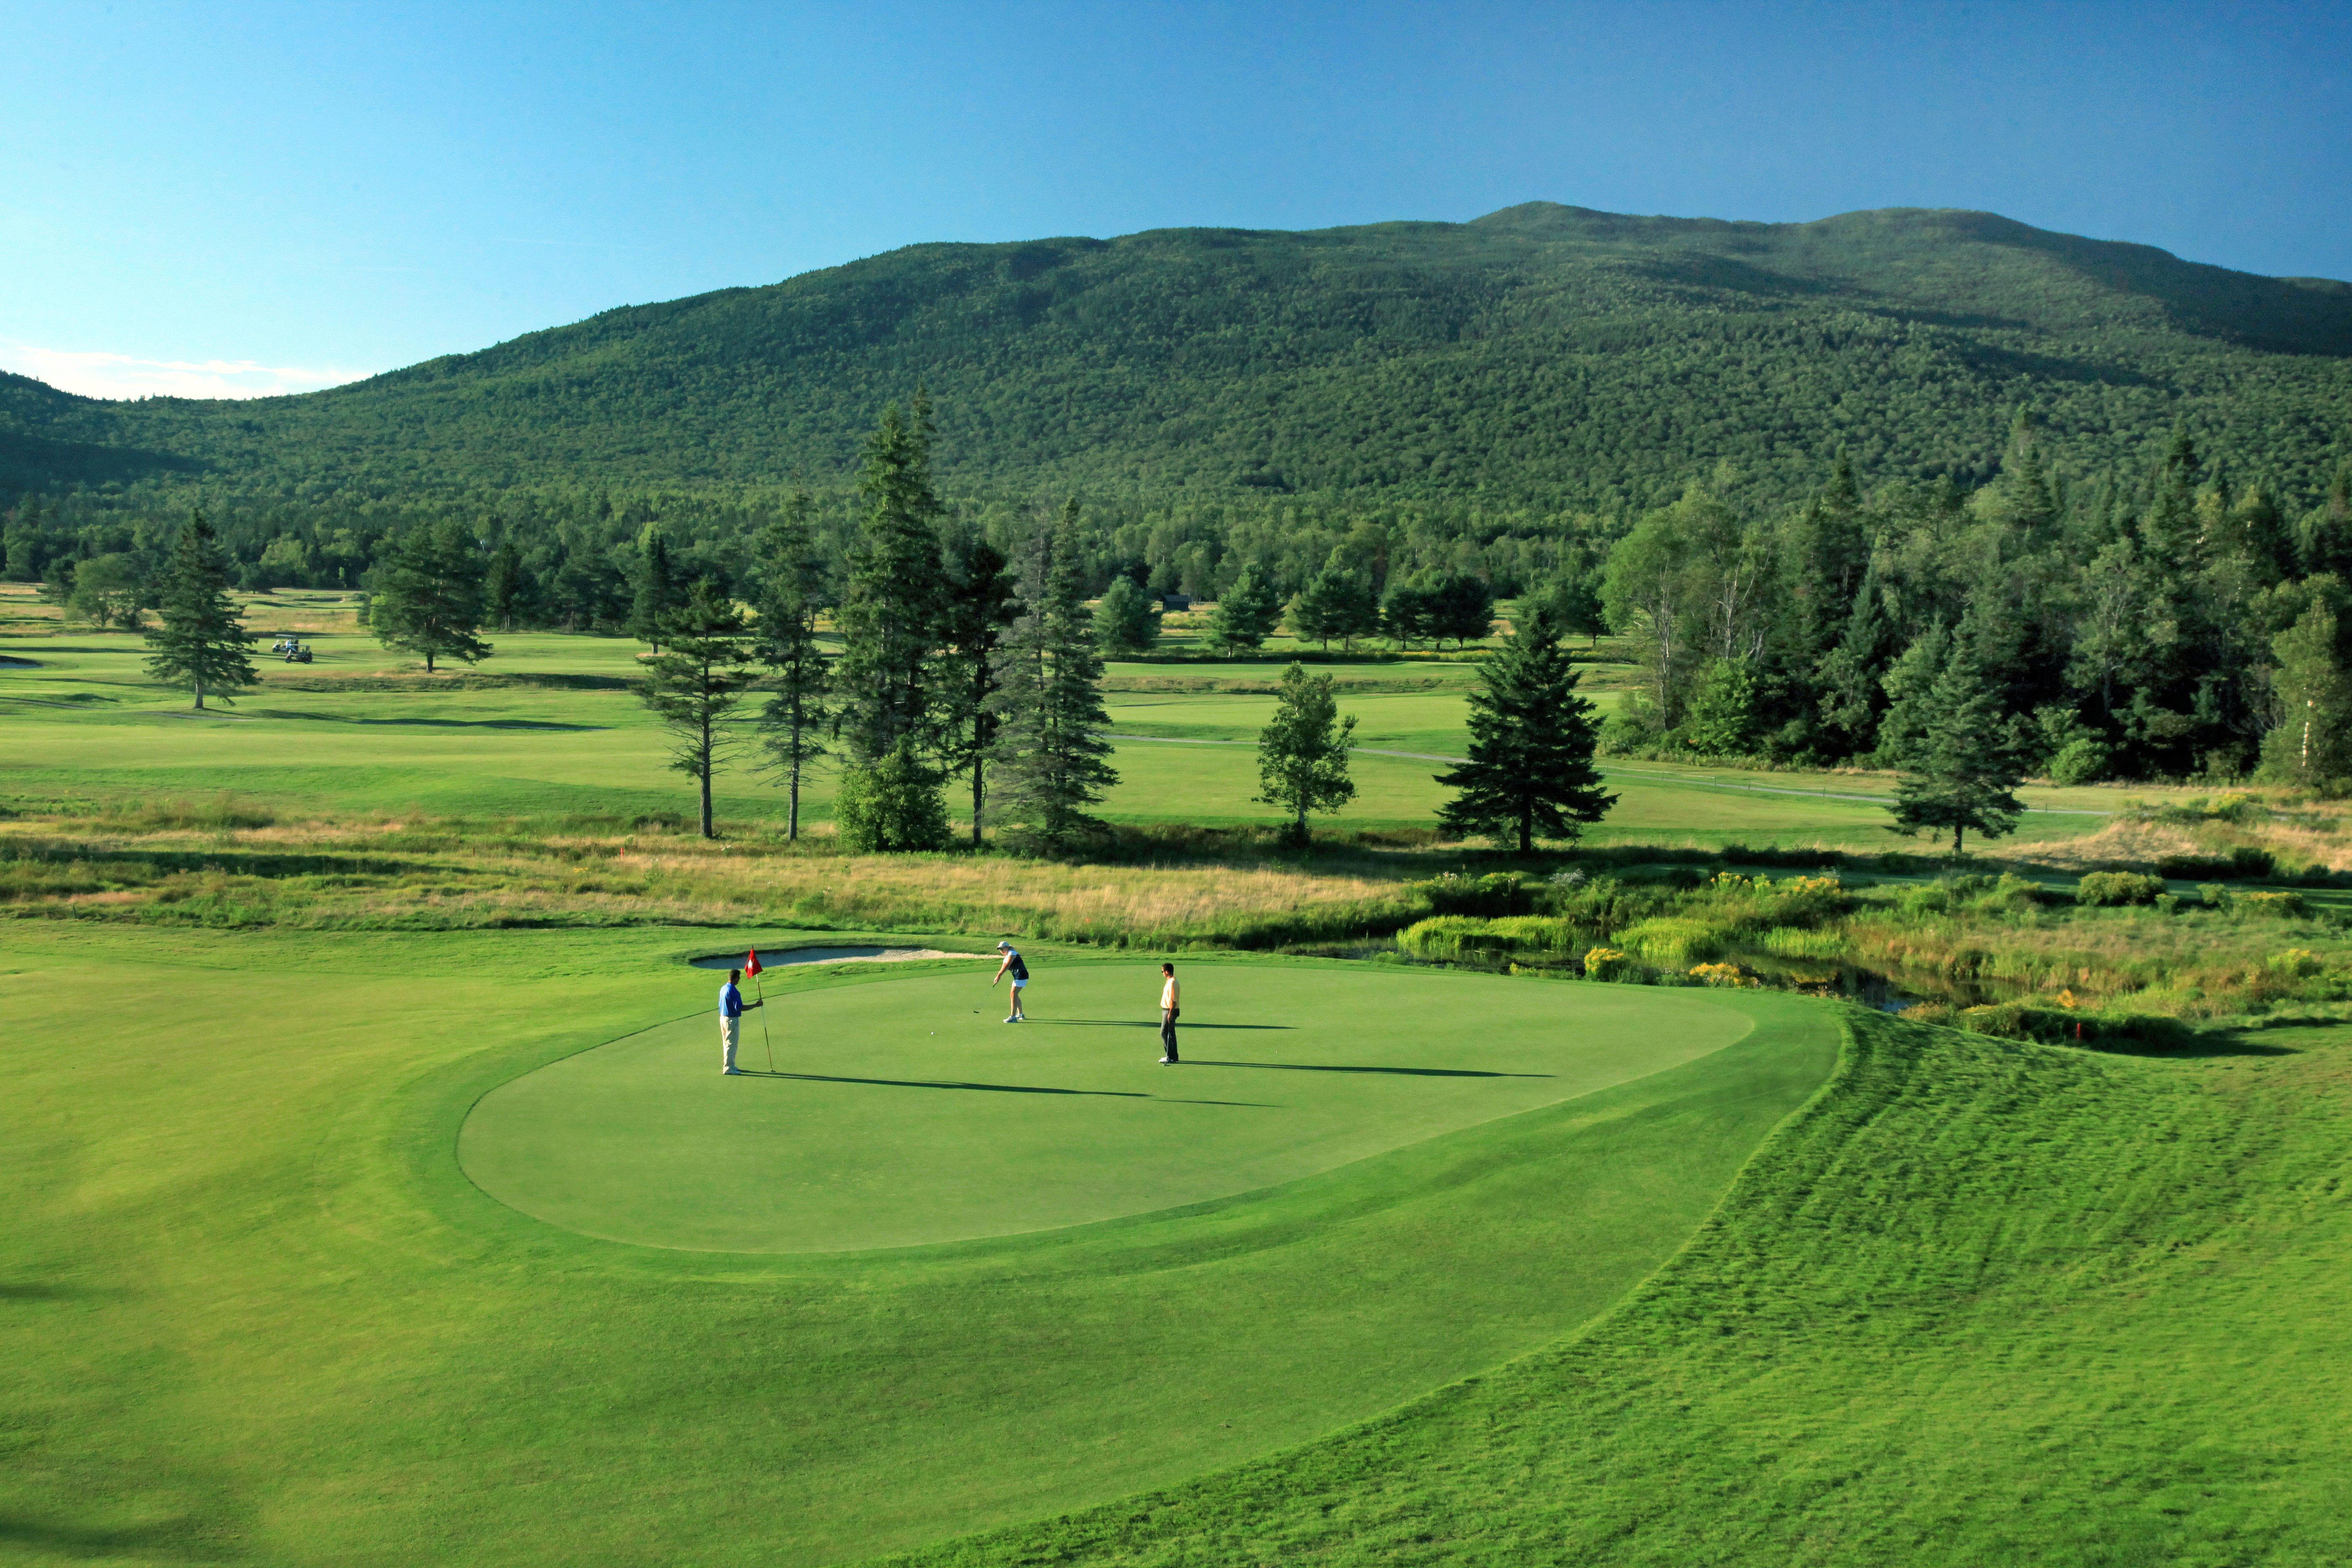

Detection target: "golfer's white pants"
[720, 1015, 740, 1070]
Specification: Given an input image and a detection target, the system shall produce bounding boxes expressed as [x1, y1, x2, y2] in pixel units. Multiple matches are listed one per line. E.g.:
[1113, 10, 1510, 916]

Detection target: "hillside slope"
[7, 204, 2351, 509]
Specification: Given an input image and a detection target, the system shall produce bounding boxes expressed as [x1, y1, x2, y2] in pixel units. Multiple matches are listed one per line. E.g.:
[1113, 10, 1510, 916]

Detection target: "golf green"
[461, 959, 1758, 1252]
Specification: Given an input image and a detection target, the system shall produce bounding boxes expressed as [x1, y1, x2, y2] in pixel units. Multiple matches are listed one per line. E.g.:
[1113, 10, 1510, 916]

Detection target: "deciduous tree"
[1256, 663, 1356, 846]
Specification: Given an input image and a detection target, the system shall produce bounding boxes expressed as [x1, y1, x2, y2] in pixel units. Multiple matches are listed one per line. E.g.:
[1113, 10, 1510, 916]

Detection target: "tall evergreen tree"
[630, 527, 682, 651]
[987, 500, 1119, 849]
[941, 529, 1019, 846]
[484, 538, 531, 631]
[142, 513, 256, 710]
[1815, 552, 1893, 754]
[639, 578, 756, 838]
[1434, 609, 1615, 853]
[1256, 663, 1357, 846]
[834, 401, 949, 766]
[372, 518, 491, 673]
[751, 499, 833, 842]
[1888, 637, 2026, 856]
[1208, 562, 1283, 650]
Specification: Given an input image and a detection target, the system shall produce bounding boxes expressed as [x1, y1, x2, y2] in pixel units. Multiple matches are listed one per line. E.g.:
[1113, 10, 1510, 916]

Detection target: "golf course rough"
[458, 958, 1764, 1252]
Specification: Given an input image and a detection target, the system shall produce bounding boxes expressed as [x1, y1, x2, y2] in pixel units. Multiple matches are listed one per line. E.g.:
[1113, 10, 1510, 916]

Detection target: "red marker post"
[746, 947, 773, 1071]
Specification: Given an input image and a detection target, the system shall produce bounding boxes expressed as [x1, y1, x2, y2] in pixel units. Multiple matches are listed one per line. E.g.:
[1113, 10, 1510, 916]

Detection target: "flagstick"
[758, 973, 774, 1071]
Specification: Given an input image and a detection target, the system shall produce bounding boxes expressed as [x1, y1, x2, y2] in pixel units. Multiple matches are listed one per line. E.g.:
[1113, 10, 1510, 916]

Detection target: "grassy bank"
[879, 1008, 2352, 1567]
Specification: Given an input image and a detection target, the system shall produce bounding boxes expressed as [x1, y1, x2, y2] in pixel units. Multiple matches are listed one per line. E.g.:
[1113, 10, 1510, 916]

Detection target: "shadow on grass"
[0, 1512, 242, 1561]
[1187, 1059, 1553, 1078]
[739, 1070, 1271, 1108]
[1038, 1019, 1296, 1031]
[254, 710, 603, 730]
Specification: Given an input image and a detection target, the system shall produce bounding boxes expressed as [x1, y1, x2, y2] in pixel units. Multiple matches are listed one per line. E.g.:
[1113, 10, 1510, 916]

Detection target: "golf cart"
[282, 642, 313, 664]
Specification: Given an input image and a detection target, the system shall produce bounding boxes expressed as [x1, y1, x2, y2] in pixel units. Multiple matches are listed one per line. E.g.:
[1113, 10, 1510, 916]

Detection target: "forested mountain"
[6, 203, 2351, 514]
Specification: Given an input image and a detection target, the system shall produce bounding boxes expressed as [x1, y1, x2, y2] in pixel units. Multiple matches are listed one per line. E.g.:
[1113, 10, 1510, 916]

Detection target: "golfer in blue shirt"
[719, 968, 762, 1075]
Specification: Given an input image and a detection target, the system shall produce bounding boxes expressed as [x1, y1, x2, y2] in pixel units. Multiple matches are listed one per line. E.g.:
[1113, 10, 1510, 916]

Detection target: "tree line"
[1589, 415, 2352, 790]
[121, 397, 1620, 853]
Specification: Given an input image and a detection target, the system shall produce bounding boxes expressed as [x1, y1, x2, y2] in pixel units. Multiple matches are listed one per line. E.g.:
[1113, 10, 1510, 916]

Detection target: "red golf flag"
[744, 948, 762, 980]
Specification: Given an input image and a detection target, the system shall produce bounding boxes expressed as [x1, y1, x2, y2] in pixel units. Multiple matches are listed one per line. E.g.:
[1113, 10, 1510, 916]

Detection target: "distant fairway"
[2, 619, 2132, 845]
[461, 959, 1755, 1252]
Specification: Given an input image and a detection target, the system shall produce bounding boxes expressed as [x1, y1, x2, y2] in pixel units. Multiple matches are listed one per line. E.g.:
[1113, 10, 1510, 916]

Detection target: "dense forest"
[8, 202, 2352, 788]
[5, 203, 2350, 515]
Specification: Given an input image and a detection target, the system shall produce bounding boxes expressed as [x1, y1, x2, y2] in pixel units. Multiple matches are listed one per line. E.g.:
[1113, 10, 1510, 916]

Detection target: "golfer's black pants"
[1161, 1008, 1179, 1060]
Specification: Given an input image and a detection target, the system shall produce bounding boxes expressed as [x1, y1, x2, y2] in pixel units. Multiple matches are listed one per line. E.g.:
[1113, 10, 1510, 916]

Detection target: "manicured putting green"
[460, 959, 1756, 1252]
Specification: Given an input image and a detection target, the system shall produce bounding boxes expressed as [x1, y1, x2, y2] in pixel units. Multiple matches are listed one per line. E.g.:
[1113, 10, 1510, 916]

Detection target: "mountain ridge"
[5, 203, 2349, 511]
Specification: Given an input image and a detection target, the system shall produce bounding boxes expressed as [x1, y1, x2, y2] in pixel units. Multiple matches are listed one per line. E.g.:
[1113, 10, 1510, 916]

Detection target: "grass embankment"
[880, 1008, 2352, 1567]
[0, 927, 1830, 1565]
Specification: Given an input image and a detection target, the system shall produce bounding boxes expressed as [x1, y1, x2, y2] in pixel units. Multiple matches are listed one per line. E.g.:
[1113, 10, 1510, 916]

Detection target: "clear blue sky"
[4, 0, 2348, 398]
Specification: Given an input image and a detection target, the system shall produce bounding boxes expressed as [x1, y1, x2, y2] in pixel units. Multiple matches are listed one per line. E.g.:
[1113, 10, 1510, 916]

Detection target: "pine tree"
[1888, 637, 2026, 856]
[639, 577, 756, 838]
[1093, 575, 1162, 655]
[987, 500, 1119, 849]
[1871, 620, 1952, 769]
[142, 512, 256, 710]
[1207, 562, 1282, 651]
[2260, 601, 2352, 789]
[834, 401, 949, 766]
[372, 518, 491, 673]
[1380, 578, 1436, 648]
[630, 528, 682, 651]
[751, 499, 833, 842]
[1434, 609, 1614, 853]
[1256, 663, 1356, 846]
[940, 529, 1018, 845]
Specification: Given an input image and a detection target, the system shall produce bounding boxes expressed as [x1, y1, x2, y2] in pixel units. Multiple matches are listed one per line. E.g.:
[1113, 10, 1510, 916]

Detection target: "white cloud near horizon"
[0, 341, 375, 401]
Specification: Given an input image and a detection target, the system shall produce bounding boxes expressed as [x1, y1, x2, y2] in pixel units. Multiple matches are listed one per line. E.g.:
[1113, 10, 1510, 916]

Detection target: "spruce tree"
[639, 577, 756, 838]
[143, 512, 256, 710]
[1208, 562, 1282, 651]
[941, 530, 1019, 845]
[484, 539, 531, 631]
[1888, 637, 2026, 856]
[630, 528, 681, 651]
[987, 500, 1119, 849]
[1434, 609, 1614, 853]
[1256, 663, 1356, 846]
[751, 499, 833, 842]
[834, 402, 949, 766]
[372, 518, 491, 673]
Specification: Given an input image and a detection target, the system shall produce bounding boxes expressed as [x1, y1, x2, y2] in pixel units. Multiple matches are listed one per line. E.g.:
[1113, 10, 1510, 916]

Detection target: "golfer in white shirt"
[1158, 962, 1180, 1064]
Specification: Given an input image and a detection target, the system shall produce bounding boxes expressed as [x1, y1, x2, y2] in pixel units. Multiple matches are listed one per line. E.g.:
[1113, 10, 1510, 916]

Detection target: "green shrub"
[2238, 890, 2312, 919]
[1410, 872, 1535, 918]
[833, 753, 949, 853]
[2075, 871, 2166, 907]
[1396, 914, 1584, 962]
[1759, 925, 1845, 958]
[2046, 735, 2110, 786]
[1581, 946, 1640, 983]
[1617, 917, 1724, 966]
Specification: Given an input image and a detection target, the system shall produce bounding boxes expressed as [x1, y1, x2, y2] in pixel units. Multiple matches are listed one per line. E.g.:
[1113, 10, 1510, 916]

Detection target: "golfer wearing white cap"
[991, 941, 1029, 1022]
